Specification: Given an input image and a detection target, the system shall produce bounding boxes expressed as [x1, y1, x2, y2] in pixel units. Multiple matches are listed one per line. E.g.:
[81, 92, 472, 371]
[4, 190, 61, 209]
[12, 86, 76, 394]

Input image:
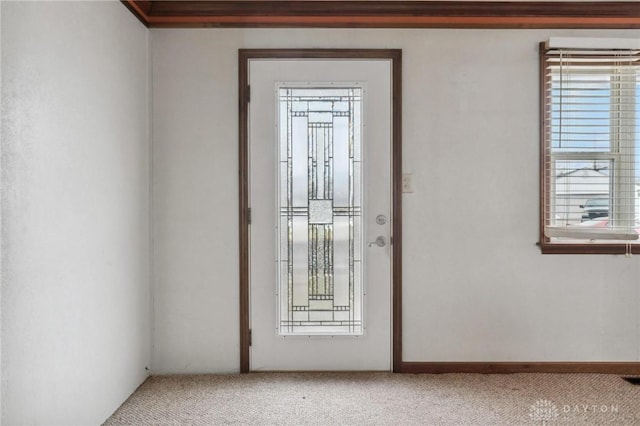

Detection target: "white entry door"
[249, 57, 392, 371]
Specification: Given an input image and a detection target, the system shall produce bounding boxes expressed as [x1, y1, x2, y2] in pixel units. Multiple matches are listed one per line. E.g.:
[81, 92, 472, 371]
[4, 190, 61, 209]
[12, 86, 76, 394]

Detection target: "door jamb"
[238, 49, 402, 373]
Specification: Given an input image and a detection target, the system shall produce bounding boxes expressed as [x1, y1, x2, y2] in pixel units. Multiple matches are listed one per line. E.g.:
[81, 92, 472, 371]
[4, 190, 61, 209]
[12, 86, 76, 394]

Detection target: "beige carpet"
[104, 373, 640, 425]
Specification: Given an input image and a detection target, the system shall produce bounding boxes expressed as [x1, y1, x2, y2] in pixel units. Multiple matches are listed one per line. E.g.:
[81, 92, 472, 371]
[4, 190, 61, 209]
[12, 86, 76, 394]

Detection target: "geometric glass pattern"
[277, 86, 363, 335]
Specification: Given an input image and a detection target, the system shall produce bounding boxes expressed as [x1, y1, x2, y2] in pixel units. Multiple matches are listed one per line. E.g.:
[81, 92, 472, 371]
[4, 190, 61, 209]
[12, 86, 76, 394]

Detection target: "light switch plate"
[402, 173, 413, 193]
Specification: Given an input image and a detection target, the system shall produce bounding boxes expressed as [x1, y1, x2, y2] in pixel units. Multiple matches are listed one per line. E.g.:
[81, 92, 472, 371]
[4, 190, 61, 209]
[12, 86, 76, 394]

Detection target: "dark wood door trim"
[239, 49, 402, 373]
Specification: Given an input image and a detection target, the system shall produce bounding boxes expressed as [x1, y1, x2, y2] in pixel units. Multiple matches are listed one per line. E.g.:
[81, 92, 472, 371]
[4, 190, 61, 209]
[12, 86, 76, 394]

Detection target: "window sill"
[538, 241, 640, 255]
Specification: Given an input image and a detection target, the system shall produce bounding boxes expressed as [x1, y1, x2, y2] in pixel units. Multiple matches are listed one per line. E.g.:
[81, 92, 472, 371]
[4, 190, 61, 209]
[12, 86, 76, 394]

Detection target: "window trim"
[538, 42, 640, 254]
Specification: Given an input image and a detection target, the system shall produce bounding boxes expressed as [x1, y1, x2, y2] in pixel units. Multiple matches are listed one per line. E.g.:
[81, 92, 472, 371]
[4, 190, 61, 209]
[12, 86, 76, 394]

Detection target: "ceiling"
[121, 1, 640, 28]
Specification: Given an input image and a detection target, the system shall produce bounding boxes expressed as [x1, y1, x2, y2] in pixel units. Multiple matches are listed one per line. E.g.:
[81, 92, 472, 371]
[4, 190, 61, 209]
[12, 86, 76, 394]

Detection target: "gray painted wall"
[151, 28, 640, 373]
[1, 2, 150, 424]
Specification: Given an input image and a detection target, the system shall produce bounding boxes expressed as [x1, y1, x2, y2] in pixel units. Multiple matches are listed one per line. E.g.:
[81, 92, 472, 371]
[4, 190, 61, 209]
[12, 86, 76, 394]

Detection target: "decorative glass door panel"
[277, 86, 363, 335]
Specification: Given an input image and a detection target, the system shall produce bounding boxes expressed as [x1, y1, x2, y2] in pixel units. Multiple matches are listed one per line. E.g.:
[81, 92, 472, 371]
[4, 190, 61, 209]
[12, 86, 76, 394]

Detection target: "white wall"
[1, 1, 150, 424]
[152, 28, 640, 373]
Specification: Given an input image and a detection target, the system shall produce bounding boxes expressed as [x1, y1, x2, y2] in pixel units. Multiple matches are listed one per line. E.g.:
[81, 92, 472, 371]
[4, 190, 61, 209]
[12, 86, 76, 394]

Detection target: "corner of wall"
[0, 1, 4, 423]
[147, 27, 155, 376]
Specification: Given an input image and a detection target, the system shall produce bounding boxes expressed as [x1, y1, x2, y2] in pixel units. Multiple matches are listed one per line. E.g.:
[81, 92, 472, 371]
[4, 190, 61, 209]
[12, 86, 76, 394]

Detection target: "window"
[540, 41, 640, 254]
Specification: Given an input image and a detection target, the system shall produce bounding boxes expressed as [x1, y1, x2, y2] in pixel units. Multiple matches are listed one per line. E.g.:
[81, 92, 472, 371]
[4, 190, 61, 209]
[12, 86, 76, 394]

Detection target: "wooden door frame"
[238, 49, 402, 373]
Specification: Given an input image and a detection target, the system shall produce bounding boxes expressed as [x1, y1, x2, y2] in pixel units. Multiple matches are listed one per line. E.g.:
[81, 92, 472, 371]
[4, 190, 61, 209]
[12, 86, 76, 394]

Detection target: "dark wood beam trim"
[146, 16, 640, 29]
[125, 1, 640, 29]
[401, 362, 640, 374]
[149, 1, 640, 18]
[121, 0, 150, 27]
[239, 49, 402, 373]
[135, 0, 153, 15]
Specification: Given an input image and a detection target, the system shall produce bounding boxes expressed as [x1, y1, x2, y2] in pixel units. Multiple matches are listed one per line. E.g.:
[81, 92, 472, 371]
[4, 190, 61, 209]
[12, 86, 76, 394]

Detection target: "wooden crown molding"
[122, 1, 640, 29]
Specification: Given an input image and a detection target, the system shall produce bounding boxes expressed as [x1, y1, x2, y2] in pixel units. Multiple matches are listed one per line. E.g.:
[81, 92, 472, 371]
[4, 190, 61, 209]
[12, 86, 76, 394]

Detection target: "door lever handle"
[368, 236, 386, 247]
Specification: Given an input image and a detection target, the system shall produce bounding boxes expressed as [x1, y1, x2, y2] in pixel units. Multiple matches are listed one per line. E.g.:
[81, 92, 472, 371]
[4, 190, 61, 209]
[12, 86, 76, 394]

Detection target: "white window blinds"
[541, 44, 640, 250]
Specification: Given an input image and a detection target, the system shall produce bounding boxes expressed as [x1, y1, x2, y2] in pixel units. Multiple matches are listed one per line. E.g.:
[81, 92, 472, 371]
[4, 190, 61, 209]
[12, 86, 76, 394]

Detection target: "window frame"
[539, 42, 639, 254]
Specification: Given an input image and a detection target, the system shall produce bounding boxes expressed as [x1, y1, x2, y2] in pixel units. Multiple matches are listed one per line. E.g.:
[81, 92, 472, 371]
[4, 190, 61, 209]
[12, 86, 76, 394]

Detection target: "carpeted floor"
[104, 373, 640, 425]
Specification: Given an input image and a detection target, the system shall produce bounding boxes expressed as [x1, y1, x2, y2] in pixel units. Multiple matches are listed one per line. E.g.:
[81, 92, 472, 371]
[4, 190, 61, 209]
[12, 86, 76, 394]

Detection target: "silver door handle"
[368, 236, 386, 247]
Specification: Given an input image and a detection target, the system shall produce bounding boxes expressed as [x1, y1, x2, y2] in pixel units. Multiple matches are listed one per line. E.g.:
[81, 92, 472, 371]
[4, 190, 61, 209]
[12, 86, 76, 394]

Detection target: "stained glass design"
[277, 86, 363, 335]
